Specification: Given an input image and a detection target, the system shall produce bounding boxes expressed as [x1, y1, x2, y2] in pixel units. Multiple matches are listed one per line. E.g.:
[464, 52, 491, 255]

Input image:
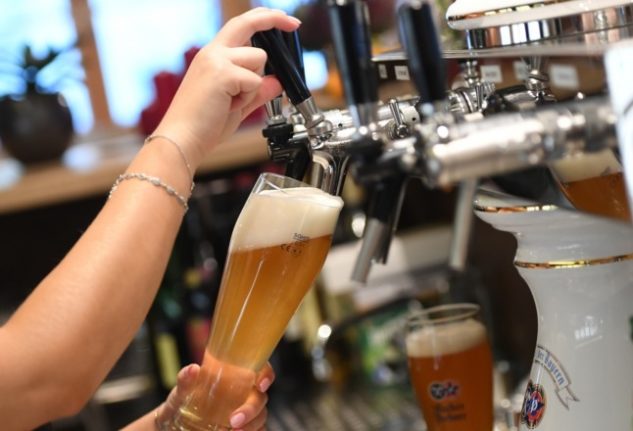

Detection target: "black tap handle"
[252, 30, 311, 105]
[397, 0, 446, 103]
[251, 35, 276, 76]
[328, 0, 379, 110]
[281, 30, 305, 83]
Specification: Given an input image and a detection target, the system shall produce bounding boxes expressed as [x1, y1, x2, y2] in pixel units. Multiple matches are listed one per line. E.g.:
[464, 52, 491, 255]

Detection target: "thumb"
[241, 75, 283, 120]
[158, 364, 201, 422]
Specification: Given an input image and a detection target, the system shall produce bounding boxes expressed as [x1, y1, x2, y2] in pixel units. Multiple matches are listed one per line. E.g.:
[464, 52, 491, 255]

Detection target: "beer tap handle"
[253, 30, 331, 137]
[327, 0, 379, 127]
[397, 0, 446, 107]
[252, 34, 285, 124]
[251, 29, 310, 106]
[281, 30, 305, 84]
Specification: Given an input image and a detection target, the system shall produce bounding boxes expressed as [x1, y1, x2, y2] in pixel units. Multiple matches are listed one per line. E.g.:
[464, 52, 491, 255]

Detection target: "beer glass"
[172, 173, 343, 430]
[550, 149, 631, 221]
[405, 303, 494, 431]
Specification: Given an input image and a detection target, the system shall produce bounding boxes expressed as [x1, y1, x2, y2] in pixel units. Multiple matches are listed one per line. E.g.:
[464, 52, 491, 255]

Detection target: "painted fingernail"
[259, 377, 272, 392]
[230, 412, 246, 428]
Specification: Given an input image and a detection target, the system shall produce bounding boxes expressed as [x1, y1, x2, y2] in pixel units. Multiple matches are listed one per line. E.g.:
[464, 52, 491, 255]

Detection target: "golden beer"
[551, 150, 631, 221]
[175, 173, 343, 430]
[406, 304, 493, 431]
[559, 171, 630, 221]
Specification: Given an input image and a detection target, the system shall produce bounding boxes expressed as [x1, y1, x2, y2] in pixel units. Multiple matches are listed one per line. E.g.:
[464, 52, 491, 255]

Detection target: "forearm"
[0, 141, 195, 426]
[0, 9, 300, 428]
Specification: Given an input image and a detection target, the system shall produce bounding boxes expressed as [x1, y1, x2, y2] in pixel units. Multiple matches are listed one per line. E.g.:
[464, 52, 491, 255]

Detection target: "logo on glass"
[428, 381, 460, 401]
[280, 233, 310, 256]
[521, 380, 546, 429]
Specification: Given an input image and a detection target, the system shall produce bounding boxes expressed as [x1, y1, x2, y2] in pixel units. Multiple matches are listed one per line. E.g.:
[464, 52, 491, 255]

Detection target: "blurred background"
[0, 1, 535, 429]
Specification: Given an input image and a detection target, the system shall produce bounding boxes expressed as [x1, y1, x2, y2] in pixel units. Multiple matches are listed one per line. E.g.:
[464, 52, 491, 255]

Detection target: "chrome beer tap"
[253, 23, 421, 195]
[321, 0, 411, 281]
[348, 0, 621, 278]
[397, 0, 479, 274]
[252, 29, 333, 183]
[348, 0, 454, 282]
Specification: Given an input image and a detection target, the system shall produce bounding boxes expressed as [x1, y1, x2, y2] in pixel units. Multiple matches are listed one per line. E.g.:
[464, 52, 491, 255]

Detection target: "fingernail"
[178, 365, 190, 379]
[289, 16, 302, 25]
[259, 378, 272, 392]
[186, 364, 196, 377]
[230, 412, 246, 428]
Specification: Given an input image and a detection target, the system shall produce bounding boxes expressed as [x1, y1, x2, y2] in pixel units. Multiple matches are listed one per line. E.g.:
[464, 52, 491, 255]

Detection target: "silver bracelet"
[145, 134, 195, 192]
[109, 172, 189, 211]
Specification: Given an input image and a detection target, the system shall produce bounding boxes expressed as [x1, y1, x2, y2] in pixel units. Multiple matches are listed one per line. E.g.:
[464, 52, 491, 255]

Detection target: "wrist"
[151, 126, 206, 173]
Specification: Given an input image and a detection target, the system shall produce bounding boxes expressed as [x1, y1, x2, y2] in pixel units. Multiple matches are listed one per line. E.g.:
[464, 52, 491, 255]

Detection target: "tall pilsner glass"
[406, 303, 494, 431]
[172, 173, 343, 430]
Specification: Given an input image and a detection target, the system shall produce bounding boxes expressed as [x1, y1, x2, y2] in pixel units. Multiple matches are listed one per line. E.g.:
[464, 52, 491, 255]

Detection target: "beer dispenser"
[253, 0, 633, 429]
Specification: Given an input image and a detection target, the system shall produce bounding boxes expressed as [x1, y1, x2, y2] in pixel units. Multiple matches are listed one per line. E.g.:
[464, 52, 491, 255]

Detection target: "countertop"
[0, 126, 268, 215]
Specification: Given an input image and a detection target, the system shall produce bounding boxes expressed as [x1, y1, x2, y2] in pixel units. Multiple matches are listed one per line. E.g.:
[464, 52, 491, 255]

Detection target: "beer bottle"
[147, 247, 188, 394]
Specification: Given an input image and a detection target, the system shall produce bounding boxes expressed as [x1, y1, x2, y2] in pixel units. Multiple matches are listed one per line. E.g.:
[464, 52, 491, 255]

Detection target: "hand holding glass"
[172, 173, 343, 430]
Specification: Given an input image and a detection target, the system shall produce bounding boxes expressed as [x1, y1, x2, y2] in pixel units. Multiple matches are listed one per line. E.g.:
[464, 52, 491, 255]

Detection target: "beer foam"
[551, 149, 622, 182]
[230, 187, 343, 250]
[406, 318, 487, 358]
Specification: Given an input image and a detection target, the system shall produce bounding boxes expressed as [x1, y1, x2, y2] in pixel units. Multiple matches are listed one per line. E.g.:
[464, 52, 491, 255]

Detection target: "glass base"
[169, 414, 231, 431]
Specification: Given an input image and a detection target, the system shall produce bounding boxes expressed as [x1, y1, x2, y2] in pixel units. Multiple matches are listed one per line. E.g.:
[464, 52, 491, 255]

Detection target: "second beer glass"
[173, 173, 343, 430]
[406, 303, 494, 431]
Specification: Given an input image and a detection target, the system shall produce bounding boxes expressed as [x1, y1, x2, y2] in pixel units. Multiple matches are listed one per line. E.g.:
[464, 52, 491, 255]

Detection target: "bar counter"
[0, 126, 268, 215]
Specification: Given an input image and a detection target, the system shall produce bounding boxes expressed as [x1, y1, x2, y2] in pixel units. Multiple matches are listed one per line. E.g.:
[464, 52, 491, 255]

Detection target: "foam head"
[230, 187, 344, 250]
[406, 318, 487, 358]
[551, 149, 622, 183]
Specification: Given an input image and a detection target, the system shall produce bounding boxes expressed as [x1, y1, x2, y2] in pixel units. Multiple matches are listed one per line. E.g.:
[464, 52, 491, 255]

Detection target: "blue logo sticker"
[521, 380, 546, 429]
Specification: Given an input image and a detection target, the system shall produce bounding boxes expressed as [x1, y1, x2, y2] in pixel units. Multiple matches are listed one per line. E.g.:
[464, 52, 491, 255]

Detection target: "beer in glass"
[405, 303, 493, 431]
[550, 149, 631, 221]
[173, 173, 343, 430]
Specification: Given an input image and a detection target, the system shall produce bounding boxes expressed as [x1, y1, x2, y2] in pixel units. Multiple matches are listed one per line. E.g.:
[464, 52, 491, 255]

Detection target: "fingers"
[216, 7, 301, 48]
[240, 75, 283, 119]
[157, 364, 200, 423]
[256, 362, 276, 392]
[229, 390, 268, 431]
[228, 46, 268, 75]
[228, 67, 264, 112]
[229, 363, 275, 431]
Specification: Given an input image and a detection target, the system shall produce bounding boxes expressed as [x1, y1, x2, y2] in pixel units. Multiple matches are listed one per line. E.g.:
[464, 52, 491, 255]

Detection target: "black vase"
[0, 92, 74, 164]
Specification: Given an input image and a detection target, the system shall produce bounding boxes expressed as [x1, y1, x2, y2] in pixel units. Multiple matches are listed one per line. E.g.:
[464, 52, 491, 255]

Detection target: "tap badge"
[521, 380, 546, 429]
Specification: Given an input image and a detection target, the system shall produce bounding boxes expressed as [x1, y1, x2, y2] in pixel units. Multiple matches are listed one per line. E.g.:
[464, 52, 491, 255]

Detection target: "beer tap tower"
[254, 0, 633, 428]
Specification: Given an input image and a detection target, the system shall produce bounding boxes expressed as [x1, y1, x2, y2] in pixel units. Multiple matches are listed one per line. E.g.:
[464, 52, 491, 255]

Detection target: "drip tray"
[268, 385, 426, 431]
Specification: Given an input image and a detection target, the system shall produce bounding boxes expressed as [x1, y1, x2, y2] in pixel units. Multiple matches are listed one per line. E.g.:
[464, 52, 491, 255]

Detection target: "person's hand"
[153, 7, 301, 170]
[156, 363, 276, 431]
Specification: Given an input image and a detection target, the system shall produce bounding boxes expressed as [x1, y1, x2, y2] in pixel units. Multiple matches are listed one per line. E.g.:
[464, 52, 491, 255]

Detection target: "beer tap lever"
[327, 0, 405, 282]
[397, 0, 446, 114]
[281, 30, 305, 84]
[253, 30, 312, 180]
[398, 0, 479, 275]
[328, 0, 380, 127]
[251, 30, 332, 138]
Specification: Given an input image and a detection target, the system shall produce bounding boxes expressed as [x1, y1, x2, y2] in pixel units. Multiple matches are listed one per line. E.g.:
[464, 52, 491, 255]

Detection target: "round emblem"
[521, 380, 546, 429]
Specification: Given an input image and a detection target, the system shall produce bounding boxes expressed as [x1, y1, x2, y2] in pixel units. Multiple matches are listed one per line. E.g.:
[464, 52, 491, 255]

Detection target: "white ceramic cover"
[474, 188, 633, 430]
[446, 0, 633, 30]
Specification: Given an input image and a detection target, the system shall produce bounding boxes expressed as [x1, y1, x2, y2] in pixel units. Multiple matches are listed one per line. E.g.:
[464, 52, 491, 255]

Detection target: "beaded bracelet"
[109, 172, 189, 211]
